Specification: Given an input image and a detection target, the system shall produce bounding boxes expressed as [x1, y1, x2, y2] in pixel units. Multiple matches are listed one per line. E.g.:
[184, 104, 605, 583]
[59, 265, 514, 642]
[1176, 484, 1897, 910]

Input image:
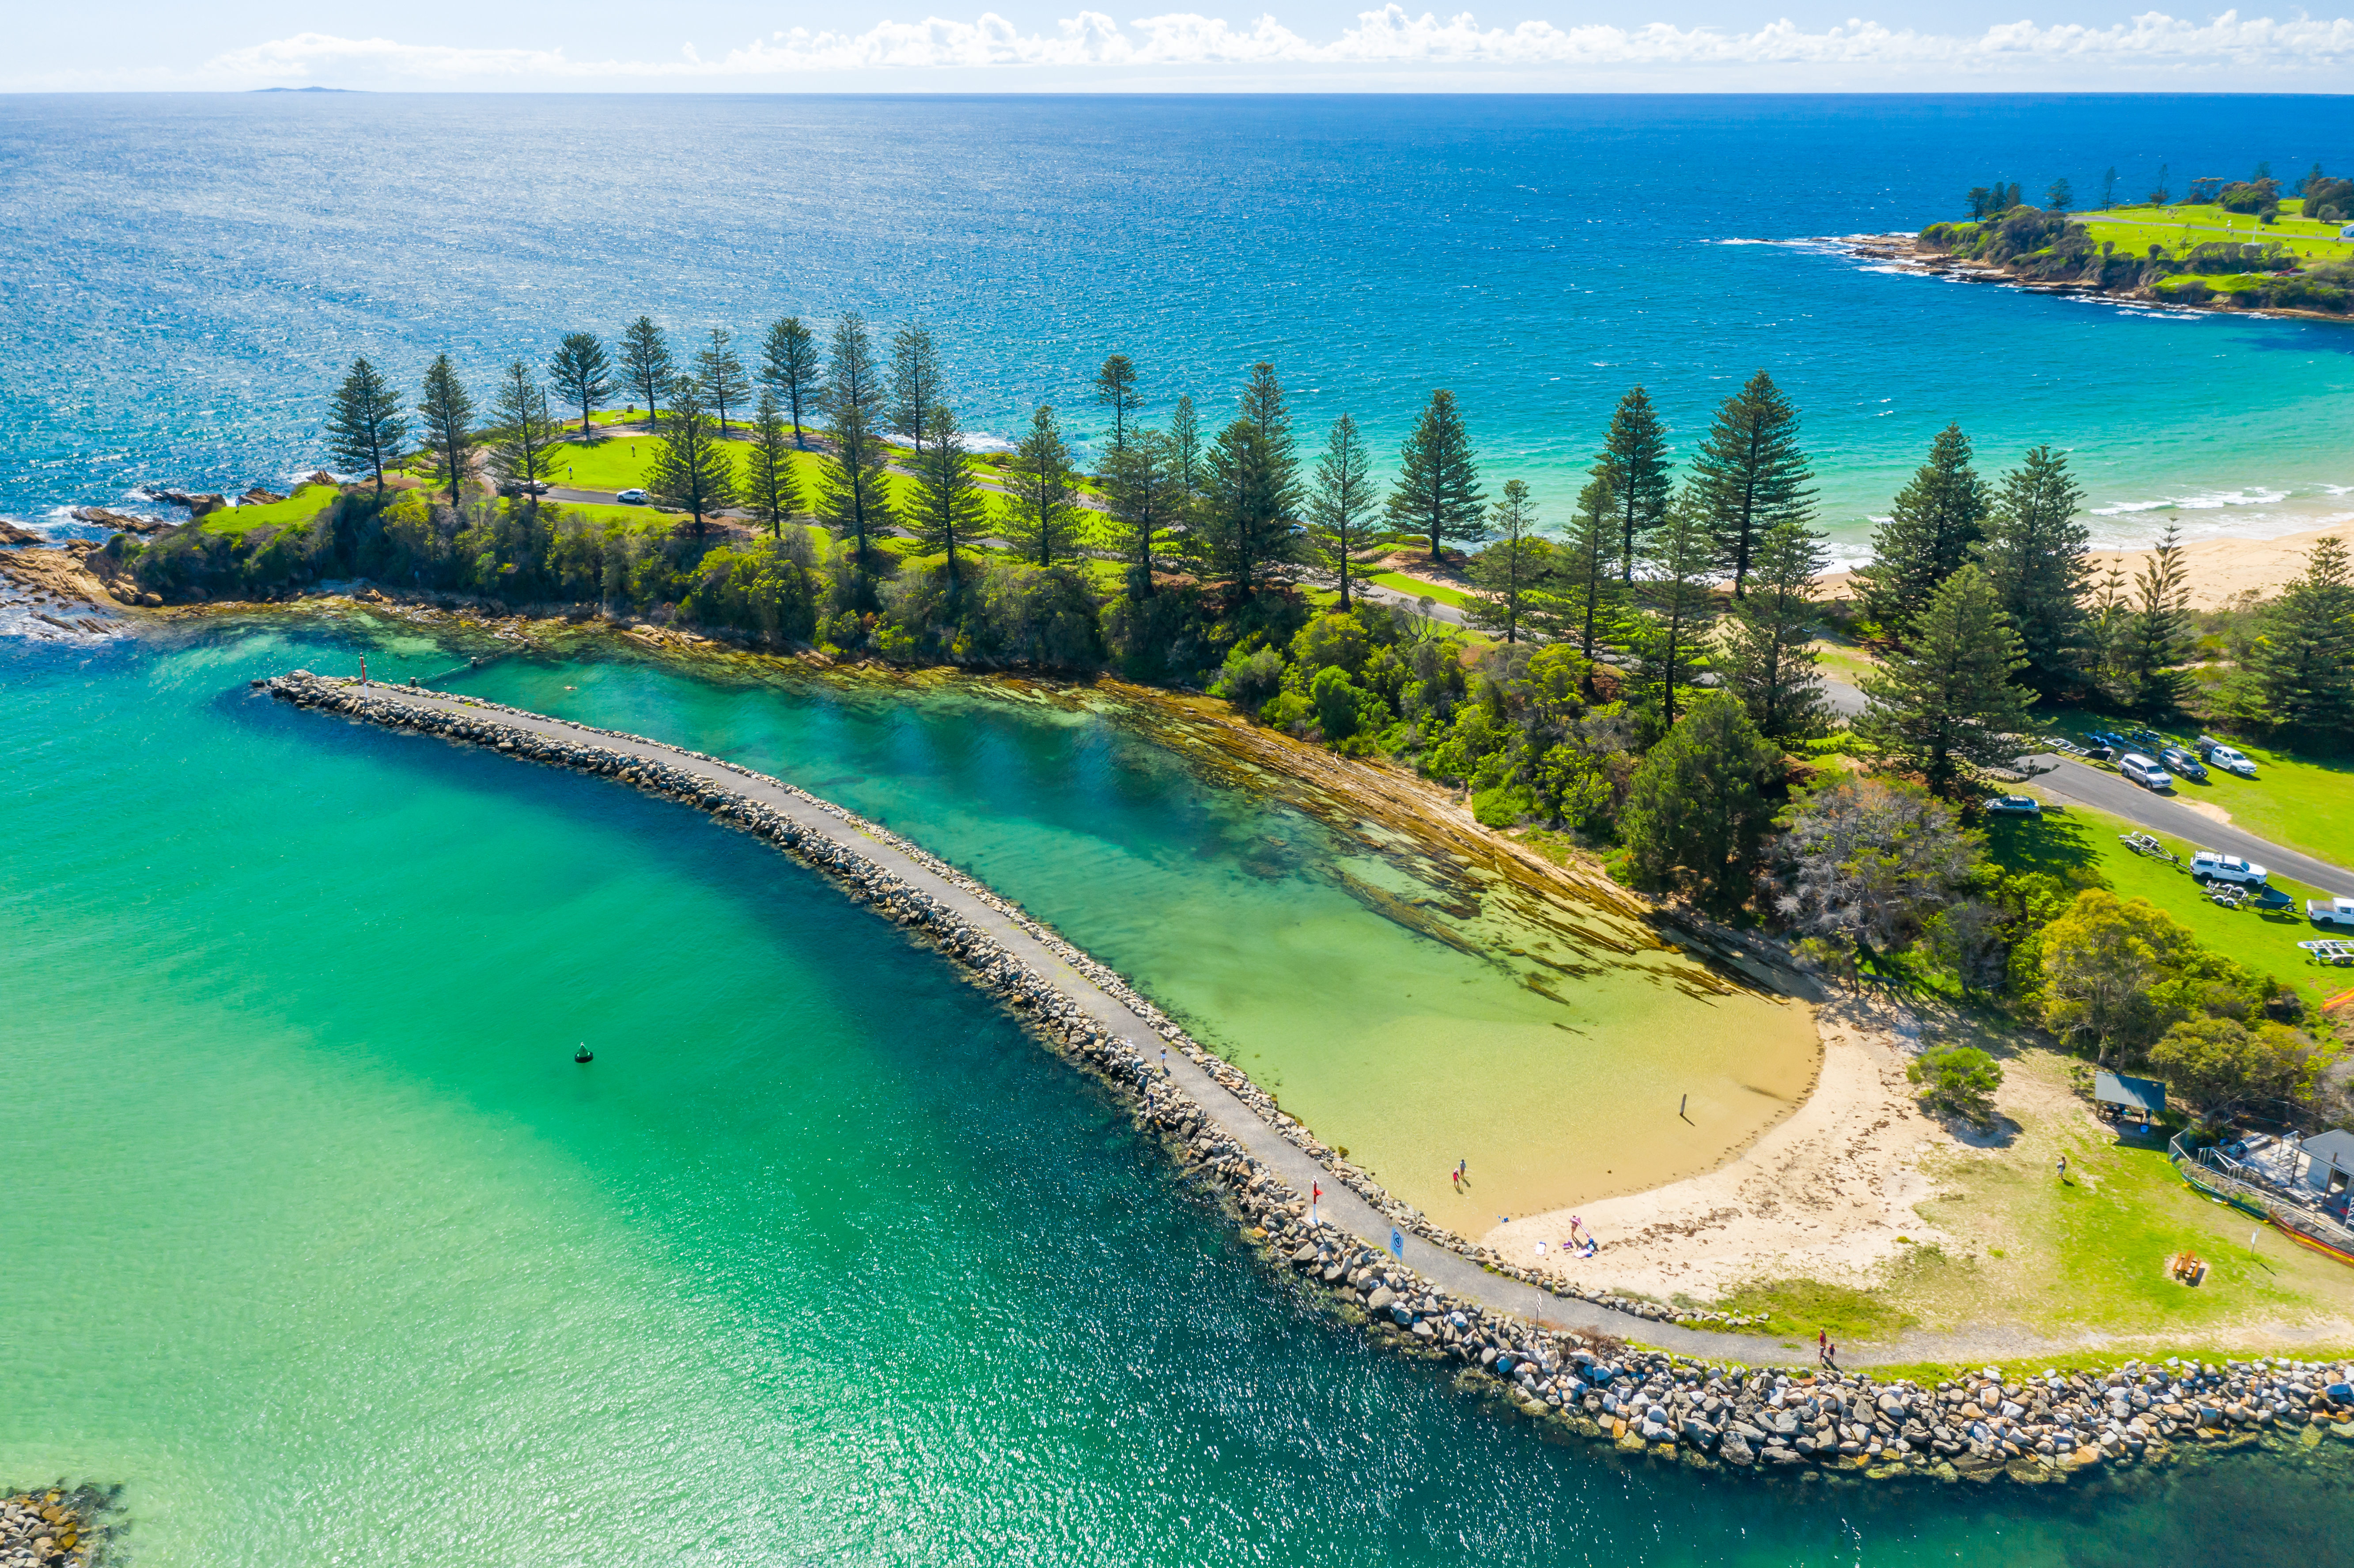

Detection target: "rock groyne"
[261, 671, 2354, 1485]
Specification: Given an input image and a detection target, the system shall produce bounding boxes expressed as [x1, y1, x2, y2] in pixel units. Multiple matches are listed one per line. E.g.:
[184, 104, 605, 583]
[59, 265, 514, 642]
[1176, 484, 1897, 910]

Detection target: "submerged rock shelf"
[261, 671, 2354, 1487]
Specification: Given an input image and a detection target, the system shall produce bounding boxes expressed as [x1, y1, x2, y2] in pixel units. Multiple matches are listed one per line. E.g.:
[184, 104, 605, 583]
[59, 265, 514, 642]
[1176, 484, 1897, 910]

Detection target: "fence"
[2168, 1133, 2354, 1267]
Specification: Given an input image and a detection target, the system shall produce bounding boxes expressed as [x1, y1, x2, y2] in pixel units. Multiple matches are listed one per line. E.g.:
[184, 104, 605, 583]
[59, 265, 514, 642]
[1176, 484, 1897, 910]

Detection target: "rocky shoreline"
[1818, 230, 2354, 324]
[3, 1485, 112, 1568]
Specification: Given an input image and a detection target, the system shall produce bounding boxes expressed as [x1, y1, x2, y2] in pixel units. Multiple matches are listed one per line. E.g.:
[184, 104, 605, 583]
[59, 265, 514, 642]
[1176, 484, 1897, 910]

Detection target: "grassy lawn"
[544, 432, 833, 496]
[197, 484, 339, 540]
[2081, 202, 2354, 264]
[2168, 739, 2354, 871]
[1365, 570, 1474, 610]
[1723, 1048, 2354, 1357]
[1983, 806, 2346, 1008]
[1804, 636, 1879, 688]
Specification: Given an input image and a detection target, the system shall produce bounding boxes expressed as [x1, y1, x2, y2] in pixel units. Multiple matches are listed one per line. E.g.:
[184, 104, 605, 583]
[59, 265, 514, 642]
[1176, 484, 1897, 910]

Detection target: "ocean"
[6, 619, 2352, 1564]
[9, 97, 2354, 1563]
[4, 93, 2353, 562]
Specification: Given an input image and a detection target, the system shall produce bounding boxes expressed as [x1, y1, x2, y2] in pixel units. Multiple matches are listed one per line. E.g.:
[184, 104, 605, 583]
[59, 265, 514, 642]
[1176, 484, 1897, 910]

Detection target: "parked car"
[2196, 736, 2259, 777]
[501, 478, 550, 496]
[615, 487, 649, 504]
[1986, 795, 2043, 817]
[2160, 746, 2210, 783]
[2191, 851, 2269, 885]
[2118, 753, 2173, 791]
[2311, 898, 2354, 929]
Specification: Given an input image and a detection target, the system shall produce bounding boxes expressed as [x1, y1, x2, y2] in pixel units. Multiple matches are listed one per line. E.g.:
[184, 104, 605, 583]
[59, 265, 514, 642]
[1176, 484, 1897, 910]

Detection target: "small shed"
[2297, 1130, 2354, 1194]
[2093, 1070, 2166, 1122]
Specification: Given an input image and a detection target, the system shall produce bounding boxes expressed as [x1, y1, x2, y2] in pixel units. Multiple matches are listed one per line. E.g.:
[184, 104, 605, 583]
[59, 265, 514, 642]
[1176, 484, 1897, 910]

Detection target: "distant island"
[1856, 168, 2354, 318]
[251, 85, 356, 94]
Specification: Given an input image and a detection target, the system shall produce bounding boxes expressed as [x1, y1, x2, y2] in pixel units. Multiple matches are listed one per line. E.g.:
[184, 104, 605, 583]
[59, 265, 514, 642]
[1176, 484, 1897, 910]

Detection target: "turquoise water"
[6, 94, 2354, 560]
[7, 621, 2354, 1562]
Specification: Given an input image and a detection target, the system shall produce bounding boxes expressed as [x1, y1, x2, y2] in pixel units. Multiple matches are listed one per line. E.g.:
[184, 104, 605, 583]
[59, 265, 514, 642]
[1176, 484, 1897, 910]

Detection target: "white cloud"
[154, 9, 2354, 86]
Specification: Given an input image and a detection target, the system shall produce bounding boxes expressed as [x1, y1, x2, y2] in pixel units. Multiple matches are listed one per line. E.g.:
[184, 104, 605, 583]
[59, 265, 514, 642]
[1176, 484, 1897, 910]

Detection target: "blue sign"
[1389, 1226, 1404, 1258]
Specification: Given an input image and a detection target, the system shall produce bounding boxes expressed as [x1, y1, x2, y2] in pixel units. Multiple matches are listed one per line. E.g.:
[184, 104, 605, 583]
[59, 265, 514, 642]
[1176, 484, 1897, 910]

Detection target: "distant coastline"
[1825, 228, 2354, 326]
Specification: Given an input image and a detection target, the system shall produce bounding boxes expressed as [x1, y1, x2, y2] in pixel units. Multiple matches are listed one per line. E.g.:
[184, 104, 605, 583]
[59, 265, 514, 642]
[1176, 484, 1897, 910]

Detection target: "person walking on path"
[1817, 1329, 1827, 1362]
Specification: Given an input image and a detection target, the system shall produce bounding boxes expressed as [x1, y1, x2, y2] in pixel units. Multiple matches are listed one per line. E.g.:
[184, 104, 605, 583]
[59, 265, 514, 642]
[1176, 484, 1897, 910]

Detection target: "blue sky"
[13, 4, 2354, 91]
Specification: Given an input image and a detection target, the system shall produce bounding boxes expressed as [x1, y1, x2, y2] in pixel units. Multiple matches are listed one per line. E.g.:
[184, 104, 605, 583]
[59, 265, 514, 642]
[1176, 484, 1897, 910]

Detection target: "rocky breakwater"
[2, 1485, 112, 1568]
[256, 673, 2354, 1489]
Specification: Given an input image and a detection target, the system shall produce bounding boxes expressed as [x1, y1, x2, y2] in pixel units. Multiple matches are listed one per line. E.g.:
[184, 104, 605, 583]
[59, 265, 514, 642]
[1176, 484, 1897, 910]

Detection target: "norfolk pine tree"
[2121, 523, 2195, 716]
[815, 313, 893, 568]
[1722, 519, 1832, 741]
[488, 360, 558, 512]
[325, 356, 409, 494]
[1306, 413, 1376, 610]
[742, 388, 804, 536]
[693, 328, 751, 439]
[1004, 404, 1081, 567]
[619, 317, 674, 430]
[1599, 386, 1673, 582]
[1385, 389, 1484, 564]
[1101, 428, 1180, 599]
[1689, 369, 1814, 598]
[1976, 445, 2089, 692]
[547, 332, 613, 438]
[1198, 417, 1300, 597]
[1858, 563, 2035, 796]
[1856, 423, 1990, 638]
[907, 402, 987, 589]
[2252, 534, 2354, 733]
[1532, 468, 1622, 669]
[889, 325, 943, 456]
[1628, 493, 1718, 732]
[1169, 393, 1203, 502]
[760, 317, 822, 449]
[416, 354, 477, 506]
[1094, 354, 1142, 453]
[1466, 480, 1548, 645]
[647, 376, 738, 536]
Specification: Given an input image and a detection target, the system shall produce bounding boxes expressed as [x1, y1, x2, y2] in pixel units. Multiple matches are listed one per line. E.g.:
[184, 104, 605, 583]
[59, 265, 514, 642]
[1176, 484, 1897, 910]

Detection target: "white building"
[2296, 1130, 2354, 1194]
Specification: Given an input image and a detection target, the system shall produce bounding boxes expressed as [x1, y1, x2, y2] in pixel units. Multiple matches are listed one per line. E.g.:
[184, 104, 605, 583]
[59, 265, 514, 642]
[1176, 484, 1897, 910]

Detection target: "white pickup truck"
[2310, 897, 2354, 929]
[2191, 852, 2269, 885]
[2196, 737, 2259, 778]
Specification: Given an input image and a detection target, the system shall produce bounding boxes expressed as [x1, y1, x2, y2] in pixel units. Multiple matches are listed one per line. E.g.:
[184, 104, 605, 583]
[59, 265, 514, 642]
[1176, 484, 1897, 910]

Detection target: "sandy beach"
[1826, 522, 2346, 612]
[1484, 993, 1948, 1302]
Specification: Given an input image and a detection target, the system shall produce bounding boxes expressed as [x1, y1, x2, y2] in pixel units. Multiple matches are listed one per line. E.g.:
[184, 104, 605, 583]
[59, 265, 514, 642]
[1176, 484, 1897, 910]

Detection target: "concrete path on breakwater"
[288, 675, 1796, 1363]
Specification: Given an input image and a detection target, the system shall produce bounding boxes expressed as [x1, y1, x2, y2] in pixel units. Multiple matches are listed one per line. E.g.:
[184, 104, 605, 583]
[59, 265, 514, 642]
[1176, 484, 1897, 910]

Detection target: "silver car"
[2119, 753, 2173, 791]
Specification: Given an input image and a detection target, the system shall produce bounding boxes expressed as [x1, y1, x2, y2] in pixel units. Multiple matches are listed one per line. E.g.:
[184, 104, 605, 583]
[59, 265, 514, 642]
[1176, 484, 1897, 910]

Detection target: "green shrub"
[1908, 1044, 2003, 1127]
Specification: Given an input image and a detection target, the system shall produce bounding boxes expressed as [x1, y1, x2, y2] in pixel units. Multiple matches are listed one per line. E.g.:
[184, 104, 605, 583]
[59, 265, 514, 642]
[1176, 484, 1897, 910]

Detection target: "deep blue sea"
[4, 93, 2354, 561]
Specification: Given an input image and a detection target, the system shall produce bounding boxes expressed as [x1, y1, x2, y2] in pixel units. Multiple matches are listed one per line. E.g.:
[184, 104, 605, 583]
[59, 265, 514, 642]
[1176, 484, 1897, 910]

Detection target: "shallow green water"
[5, 622, 2352, 1564]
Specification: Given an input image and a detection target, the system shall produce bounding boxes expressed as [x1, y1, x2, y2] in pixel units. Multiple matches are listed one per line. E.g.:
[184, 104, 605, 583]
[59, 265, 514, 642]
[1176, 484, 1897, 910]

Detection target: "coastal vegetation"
[72, 304, 2354, 1179]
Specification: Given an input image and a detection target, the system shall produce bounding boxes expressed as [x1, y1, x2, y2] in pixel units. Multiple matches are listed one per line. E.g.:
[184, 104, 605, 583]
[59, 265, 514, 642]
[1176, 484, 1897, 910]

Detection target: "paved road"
[306, 677, 1779, 1361]
[2017, 753, 2354, 896]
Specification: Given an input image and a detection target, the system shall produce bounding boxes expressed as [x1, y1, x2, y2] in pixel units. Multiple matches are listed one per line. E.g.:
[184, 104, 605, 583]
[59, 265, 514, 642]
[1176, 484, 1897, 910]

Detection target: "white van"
[2119, 753, 2173, 791]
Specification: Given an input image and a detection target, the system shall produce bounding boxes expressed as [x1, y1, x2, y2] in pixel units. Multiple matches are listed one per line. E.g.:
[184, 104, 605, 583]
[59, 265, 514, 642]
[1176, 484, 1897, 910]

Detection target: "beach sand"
[1483, 993, 1947, 1302]
[1826, 523, 2346, 612]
